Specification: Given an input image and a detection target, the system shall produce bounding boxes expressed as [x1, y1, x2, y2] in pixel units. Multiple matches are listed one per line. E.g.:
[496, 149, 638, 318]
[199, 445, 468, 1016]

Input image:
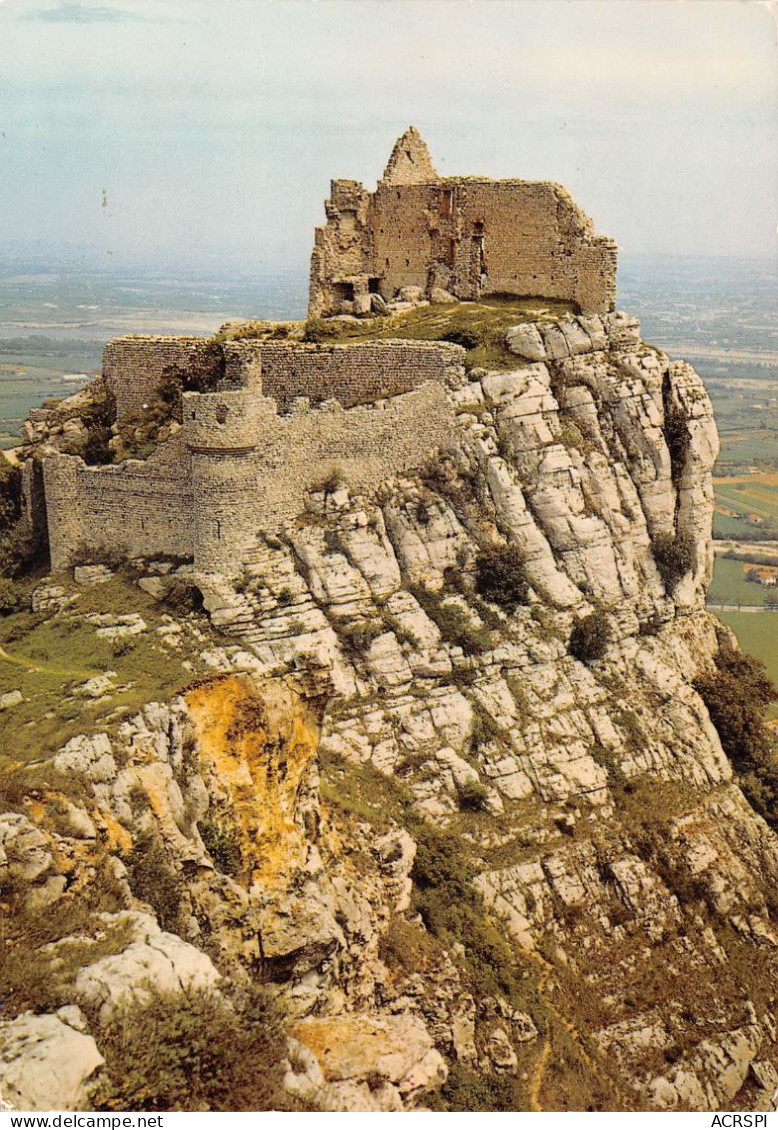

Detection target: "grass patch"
[0, 574, 213, 765]
[295, 295, 575, 372]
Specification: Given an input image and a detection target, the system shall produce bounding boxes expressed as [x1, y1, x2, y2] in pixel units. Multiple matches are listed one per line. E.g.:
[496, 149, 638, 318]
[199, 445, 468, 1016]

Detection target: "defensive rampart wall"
[44, 381, 456, 574]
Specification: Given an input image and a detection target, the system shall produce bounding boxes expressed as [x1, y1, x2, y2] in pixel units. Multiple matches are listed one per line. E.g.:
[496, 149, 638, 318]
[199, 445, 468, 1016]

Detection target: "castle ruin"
[309, 127, 617, 318]
[36, 128, 621, 576]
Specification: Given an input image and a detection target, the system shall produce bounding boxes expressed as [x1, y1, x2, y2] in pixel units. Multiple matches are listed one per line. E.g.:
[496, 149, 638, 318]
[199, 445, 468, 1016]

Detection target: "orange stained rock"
[185, 674, 323, 887]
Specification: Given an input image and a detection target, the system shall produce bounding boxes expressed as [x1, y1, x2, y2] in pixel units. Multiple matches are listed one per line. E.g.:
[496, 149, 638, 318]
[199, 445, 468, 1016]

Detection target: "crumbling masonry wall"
[225, 340, 464, 411]
[309, 130, 617, 317]
[102, 336, 464, 422]
[44, 382, 457, 573]
[44, 436, 194, 568]
[371, 180, 617, 313]
[104, 336, 223, 420]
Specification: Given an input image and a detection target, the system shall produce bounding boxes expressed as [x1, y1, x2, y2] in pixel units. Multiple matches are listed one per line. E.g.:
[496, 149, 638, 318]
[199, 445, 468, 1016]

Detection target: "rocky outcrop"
[3, 308, 776, 1112]
[0, 1009, 104, 1112]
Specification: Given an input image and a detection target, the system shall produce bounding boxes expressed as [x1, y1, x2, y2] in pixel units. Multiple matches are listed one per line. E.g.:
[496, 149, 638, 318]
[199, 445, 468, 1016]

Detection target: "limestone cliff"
[2, 309, 778, 1113]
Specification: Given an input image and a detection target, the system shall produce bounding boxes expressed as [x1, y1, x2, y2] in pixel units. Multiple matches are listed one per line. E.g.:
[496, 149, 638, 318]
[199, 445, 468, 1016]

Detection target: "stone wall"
[103, 336, 222, 420]
[225, 340, 465, 411]
[44, 436, 194, 570]
[103, 335, 465, 421]
[44, 382, 456, 574]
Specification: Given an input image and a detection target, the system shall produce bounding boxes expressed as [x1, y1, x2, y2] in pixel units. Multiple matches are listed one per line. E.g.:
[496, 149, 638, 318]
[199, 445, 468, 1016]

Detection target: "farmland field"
[715, 610, 778, 720]
[708, 557, 772, 608]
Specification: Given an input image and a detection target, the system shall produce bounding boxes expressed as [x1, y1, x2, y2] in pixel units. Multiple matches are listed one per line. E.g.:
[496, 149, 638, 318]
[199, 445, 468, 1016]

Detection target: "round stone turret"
[182, 389, 262, 574]
[182, 389, 261, 453]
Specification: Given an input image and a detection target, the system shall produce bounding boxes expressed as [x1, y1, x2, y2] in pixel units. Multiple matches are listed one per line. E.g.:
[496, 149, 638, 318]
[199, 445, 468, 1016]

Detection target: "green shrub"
[161, 577, 204, 613]
[442, 328, 483, 350]
[378, 915, 443, 975]
[0, 577, 25, 616]
[457, 779, 489, 812]
[125, 831, 183, 931]
[652, 531, 695, 589]
[302, 318, 331, 344]
[469, 701, 502, 752]
[428, 1064, 524, 1112]
[694, 648, 778, 826]
[0, 523, 36, 578]
[91, 985, 294, 1112]
[311, 465, 345, 495]
[339, 619, 384, 656]
[474, 544, 530, 609]
[410, 584, 493, 655]
[663, 393, 689, 480]
[0, 457, 22, 532]
[199, 814, 243, 876]
[569, 610, 610, 663]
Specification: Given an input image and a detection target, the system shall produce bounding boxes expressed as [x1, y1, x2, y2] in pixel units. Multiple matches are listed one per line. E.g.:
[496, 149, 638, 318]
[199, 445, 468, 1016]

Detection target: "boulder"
[506, 323, 547, 361]
[429, 287, 457, 304]
[0, 1009, 104, 1111]
[0, 813, 52, 884]
[290, 1013, 446, 1097]
[74, 916, 221, 1022]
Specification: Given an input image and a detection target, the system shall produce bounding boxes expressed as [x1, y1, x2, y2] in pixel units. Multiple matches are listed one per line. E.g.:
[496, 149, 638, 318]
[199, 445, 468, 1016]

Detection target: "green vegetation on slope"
[0, 573, 212, 766]
[299, 295, 576, 372]
[715, 611, 778, 720]
[695, 649, 778, 821]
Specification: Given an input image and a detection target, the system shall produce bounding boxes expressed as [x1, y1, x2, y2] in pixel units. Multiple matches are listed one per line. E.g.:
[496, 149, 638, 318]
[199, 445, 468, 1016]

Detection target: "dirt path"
[0, 644, 95, 680]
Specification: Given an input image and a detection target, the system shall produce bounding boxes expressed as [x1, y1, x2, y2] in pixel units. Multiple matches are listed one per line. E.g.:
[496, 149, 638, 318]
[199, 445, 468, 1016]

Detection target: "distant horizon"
[1, 239, 778, 280]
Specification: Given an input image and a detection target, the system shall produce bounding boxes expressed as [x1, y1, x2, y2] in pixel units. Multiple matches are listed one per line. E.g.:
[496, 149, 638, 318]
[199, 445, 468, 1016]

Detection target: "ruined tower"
[182, 385, 263, 574]
[309, 126, 617, 318]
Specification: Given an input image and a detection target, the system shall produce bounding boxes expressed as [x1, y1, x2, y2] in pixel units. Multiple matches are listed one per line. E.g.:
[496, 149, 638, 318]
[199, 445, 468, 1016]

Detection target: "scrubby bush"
[469, 701, 502, 752]
[694, 648, 778, 826]
[311, 465, 345, 495]
[301, 317, 331, 344]
[339, 619, 384, 656]
[474, 544, 530, 609]
[161, 577, 204, 613]
[430, 1064, 523, 1113]
[457, 779, 489, 812]
[569, 610, 610, 663]
[199, 814, 243, 876]
[652, 531, 695, 589]
[410, 584, 493, 656]
[91, 986, 293, 1112]
[442, 328, 483, 350]
[0, 576, 25, 616]
[0, 458, 35, 578]
[663, 395, 689, 479]
[125, 831, 183, 931]
[0, 456, 22, 531]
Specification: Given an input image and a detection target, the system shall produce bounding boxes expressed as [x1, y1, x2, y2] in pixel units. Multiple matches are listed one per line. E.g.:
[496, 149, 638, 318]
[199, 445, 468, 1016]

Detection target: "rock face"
[0, 1010, 104, 1111]
[4, 307, 778, 1112]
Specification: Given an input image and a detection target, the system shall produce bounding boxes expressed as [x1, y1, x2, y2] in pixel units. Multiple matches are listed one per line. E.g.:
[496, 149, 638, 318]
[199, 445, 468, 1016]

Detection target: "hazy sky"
[1, 0, 776, 275]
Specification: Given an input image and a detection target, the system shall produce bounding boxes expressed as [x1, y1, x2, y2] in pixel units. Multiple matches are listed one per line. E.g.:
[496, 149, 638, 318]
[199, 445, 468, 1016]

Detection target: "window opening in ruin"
[473, 220, 485, 235]
[445, 239, 456, 268]
[439, 189, 453, 217]
[332, 281, 355, 301]
[215, 404, 229, 425]
[215, 519, 221, 541]
[368, 277, 380, 294]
